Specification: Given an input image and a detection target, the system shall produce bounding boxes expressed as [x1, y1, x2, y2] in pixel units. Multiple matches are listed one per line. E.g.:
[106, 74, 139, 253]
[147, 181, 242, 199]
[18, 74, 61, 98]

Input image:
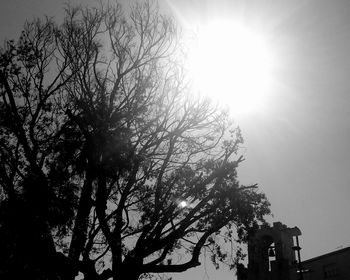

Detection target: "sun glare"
[187, 20, 273, 114]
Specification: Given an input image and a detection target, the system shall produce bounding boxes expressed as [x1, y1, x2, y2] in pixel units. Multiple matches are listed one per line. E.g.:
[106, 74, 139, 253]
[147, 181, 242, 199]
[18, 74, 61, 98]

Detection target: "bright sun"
[187, 20, 273, 114]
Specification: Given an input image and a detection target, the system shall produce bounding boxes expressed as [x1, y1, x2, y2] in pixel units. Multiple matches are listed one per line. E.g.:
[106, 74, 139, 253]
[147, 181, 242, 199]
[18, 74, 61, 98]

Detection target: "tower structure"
[238, 222, 302, 280]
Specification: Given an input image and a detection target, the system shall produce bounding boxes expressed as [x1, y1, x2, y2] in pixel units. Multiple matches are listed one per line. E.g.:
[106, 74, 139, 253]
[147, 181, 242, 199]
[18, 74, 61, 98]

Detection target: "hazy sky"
[2, 0, 350, 279]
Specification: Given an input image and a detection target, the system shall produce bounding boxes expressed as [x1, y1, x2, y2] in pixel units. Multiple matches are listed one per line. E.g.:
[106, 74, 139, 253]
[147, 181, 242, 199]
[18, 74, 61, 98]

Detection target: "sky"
[1, 0, 350, 279]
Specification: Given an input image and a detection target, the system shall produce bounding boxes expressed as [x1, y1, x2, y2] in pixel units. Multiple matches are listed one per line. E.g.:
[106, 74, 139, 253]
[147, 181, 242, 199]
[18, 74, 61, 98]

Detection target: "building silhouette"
[238, 222, 350, 280]
[302, 246, 350, 280]
[237, 222, 302, 280]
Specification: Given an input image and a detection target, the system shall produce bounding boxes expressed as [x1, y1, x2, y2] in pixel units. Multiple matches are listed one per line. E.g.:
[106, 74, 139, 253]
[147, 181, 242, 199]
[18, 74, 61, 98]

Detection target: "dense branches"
[0, 2, 270, 280]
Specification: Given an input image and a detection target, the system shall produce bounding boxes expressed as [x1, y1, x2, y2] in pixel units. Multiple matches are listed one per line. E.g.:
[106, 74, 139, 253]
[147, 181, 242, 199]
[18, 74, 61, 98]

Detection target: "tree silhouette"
[0, 2, 270, 280]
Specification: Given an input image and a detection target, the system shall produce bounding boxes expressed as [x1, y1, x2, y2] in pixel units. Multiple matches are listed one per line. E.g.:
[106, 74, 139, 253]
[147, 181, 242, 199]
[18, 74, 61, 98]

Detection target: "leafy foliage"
[0, 2, 270, 280]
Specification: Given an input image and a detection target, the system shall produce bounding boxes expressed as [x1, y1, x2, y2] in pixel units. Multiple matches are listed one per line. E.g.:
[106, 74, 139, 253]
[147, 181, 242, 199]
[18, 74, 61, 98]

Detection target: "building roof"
[302, 246, 350, 264]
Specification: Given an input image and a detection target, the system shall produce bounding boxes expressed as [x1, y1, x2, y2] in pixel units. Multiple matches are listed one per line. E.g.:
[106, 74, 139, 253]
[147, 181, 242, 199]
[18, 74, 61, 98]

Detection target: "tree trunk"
[67, 170, 94, 280]
[112, 255, 142, 280]
[116, 269, 141, 280]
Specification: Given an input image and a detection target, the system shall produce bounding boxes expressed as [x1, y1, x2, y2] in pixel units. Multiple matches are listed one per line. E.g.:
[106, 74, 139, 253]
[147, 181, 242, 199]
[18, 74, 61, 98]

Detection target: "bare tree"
[0, 2, 270, 280]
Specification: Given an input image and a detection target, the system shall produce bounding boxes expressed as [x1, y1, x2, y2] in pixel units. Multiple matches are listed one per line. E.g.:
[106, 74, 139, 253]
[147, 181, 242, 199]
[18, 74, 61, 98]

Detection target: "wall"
[302, 247, 350, 280]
